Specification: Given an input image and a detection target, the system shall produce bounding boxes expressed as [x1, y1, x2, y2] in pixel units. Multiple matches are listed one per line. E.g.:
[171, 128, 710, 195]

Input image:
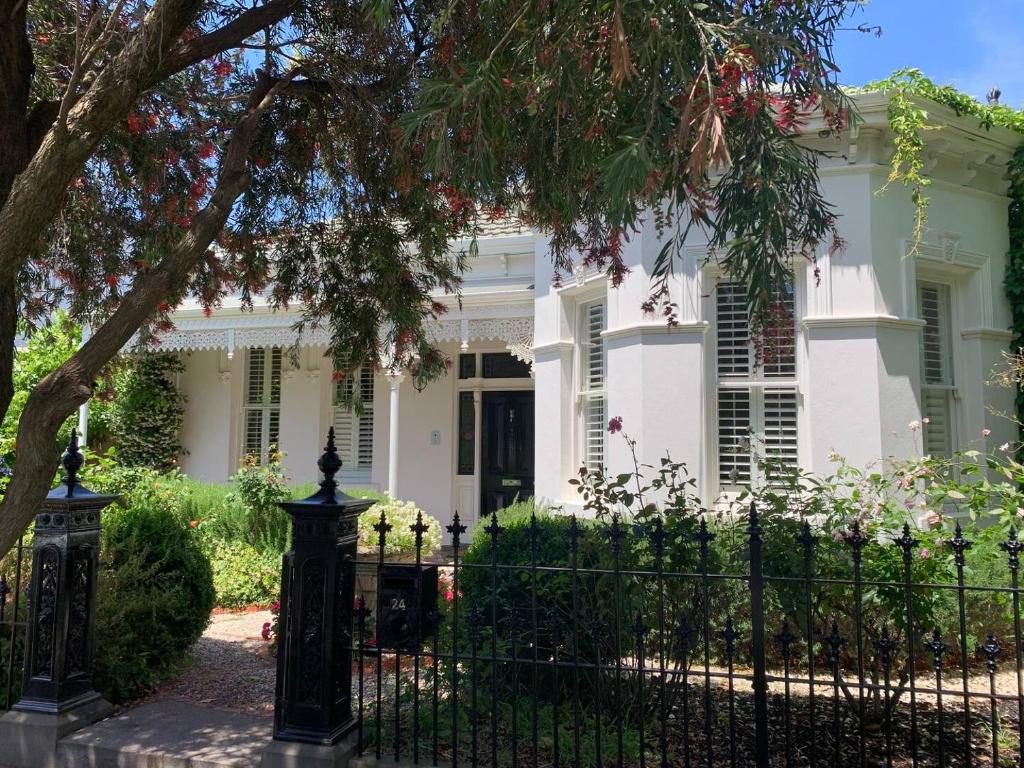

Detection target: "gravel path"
[147, 610, 276, 716]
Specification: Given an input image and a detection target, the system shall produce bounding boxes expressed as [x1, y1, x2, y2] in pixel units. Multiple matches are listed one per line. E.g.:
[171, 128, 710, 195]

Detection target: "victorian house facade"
[157, 92, 1019, 536]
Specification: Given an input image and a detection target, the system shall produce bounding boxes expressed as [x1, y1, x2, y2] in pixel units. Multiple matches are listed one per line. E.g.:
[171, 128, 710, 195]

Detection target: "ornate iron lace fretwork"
[65, 547, 93, 676]
[299, 559, 326, 705]
[32, 546, 61, 679]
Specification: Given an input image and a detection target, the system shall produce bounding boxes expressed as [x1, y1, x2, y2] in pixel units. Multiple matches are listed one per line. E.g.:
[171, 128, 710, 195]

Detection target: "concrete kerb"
[260, 737, 358, 768]
[0, 696, 115, 768]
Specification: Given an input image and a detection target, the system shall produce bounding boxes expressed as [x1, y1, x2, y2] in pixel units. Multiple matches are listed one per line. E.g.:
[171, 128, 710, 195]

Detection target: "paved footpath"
[57, 610, 277, 768]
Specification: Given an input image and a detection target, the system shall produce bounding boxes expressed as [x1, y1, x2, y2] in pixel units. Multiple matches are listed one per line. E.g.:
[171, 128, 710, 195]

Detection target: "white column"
[386, 370, 405, 499]
[77, 323, 91, 446]
[472, 389, 482, 523]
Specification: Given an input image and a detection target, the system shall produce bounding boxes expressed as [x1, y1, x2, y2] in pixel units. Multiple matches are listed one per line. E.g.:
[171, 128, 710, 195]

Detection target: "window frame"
[332, 365, 376, 476]
[243, 346, 282, 464]
[710, 275, 802, 493]
[917, 278, 958, 458]
[576, 297, 608, 474]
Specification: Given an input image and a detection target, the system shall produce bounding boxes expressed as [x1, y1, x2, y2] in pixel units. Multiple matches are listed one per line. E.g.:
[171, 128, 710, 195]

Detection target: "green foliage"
[215, 452, 292, 554]
[107, 352, 185, 470]
[0, 313, 80, 463]
[93, 477, 214, 703]
[357, 495, 442, 557]
[1006, 146, 1024, 438]
[401, 0, 855, 319]
[209, 541, 281, 608]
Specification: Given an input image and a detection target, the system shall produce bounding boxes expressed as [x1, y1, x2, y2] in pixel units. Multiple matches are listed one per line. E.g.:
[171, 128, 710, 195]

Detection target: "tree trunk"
[0, 0, 33, 427]
[0, 72, 288, 557]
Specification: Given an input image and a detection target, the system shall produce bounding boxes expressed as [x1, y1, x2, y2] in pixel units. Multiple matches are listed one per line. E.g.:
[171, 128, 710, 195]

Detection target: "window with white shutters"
[579, 299, 607, 472]
[244, 347, 282, 463]
[715, 281, 798, 488]
[333, 366, 375, 471]
[918, 281, 955, 457]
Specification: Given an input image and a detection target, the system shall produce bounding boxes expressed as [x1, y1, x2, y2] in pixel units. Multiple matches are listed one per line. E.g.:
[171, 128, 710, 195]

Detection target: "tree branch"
[155, 0, 300, 80]
[25, 100, 60, 155]
[0, 0, 206, 285]
[0, 69, 295, 558]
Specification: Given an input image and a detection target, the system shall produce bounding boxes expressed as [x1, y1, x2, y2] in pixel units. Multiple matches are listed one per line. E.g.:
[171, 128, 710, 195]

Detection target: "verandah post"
[748, 502, 770, 767]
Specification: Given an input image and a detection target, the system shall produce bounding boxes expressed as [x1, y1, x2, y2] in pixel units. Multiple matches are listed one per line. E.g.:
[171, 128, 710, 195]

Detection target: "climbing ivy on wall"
[861, 69, 1024, 242]
[1008, 147, 1024, 430]
[108, 352, 186, 471]
[860, 69, 1024, 434]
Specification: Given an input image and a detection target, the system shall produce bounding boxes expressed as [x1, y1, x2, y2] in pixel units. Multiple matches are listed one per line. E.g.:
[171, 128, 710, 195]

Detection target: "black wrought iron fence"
[0, 534, 29, 712]
[351, 506, 1024, 768]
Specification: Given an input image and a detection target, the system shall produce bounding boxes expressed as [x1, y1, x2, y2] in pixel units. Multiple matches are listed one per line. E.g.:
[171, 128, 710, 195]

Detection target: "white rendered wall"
[532, 157, 1014, 508]
[177, 349, 237, 482]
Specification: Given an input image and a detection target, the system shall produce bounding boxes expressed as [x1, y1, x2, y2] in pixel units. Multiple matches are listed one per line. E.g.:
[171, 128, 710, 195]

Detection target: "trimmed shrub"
[93, 494, 214, 703]
[357, 496, 442, 557]
[210, 541, 281, 608]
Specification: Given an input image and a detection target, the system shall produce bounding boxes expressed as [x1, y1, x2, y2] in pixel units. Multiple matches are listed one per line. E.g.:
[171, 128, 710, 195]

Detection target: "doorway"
[480, 390, 535, 515]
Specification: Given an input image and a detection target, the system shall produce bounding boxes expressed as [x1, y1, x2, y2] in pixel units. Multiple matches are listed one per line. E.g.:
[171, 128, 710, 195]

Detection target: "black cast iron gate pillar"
[14, 432, 117, 714]
[272, 428, 375, 745]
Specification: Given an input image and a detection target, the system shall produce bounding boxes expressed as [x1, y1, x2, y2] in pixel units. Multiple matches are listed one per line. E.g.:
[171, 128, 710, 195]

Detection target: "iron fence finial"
[61, 430, 84, 496]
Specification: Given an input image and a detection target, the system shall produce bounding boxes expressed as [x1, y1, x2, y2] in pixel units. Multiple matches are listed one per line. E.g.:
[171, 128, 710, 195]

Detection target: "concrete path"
[59, 700, 272, 768]
[55, 611, 278, 768]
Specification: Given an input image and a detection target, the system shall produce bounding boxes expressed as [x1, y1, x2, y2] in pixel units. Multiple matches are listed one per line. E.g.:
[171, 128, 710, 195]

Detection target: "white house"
[157, 92, 1019, 536]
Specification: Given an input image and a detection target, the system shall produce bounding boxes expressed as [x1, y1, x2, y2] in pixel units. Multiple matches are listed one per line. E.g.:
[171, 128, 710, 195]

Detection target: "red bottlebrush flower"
[104, 274, 118, 288]
[165, 149, 181, 165]
[189, 178, 207, 200]
[174, 214, 192, 228]
[253, 156, 269, 169]
[126, 114, 143, 135]
[147, 114, 159, 130]
[198, 142, 216, 160]
[157, 302, 171, 313]
[145, 178, 159, 194]
[213, 60, 233, 78]
[202, 306, 212, 318]
[608, 416, 623, 434]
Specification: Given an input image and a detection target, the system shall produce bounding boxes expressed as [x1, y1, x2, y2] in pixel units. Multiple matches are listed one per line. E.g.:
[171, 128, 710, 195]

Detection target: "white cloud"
[947, 0, 1024, 108]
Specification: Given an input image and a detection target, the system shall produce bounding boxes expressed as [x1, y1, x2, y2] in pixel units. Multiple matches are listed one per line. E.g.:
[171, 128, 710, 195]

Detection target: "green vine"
[860, 68, 1024, 246]
[1008, 146, 1024, 429]
[858, 69, 1024, 436]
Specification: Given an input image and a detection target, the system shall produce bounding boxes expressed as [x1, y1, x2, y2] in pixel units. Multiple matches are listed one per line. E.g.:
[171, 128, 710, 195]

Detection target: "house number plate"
[501, 478, 523, 487]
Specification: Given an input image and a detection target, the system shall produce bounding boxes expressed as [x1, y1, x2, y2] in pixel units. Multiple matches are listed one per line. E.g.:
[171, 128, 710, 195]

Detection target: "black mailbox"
[376, 564, 439, 651]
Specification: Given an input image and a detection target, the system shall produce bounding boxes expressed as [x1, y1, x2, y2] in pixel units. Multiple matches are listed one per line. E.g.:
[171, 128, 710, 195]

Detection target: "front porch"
[158, 297, 536, 536]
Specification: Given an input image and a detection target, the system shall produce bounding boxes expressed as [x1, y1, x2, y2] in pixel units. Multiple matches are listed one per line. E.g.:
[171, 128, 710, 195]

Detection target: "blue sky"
[833, 0, 1024, 108]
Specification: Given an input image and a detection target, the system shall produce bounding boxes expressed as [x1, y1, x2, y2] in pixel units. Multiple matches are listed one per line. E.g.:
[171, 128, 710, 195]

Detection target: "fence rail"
[350, 506, 1024, 768]
[0, 534, 29, 712]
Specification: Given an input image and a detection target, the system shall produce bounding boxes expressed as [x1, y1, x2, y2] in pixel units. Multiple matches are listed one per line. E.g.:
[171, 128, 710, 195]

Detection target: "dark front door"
[481, 391, 535, 514]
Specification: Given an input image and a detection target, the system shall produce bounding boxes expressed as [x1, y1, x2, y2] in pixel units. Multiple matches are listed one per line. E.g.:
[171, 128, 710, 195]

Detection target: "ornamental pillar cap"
[278, 428, 376, 516]
[44, 431, 118, 505]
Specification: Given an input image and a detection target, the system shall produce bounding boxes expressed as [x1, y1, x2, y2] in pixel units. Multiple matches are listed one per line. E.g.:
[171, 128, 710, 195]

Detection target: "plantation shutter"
[581, 300, 607, 472]
[334, 366, 375, 471]
[717, 388, 751, 485]
[716, 282, 751, 377]
[244, 347, 282, 462]
[762, 390, 799, 469]
[918, 282, 955, 456]
[715, 281, 798, 488]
